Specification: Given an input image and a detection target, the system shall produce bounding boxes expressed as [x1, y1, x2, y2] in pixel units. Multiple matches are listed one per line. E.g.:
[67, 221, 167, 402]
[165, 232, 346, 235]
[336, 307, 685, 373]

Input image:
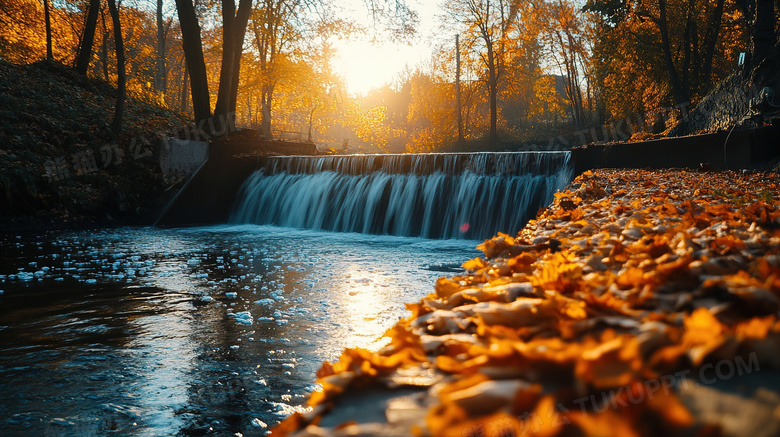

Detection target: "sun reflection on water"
[337, 264, 406, 352]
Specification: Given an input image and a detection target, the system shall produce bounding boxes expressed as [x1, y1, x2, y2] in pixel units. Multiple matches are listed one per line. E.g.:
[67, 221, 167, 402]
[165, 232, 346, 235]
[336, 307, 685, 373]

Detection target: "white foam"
[231, 311, 253, 325]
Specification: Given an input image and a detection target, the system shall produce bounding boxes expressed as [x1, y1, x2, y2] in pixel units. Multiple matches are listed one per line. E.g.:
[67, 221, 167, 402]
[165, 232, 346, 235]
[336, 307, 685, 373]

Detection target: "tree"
[500, 34, 543, 131]
[99, 6, 110, 81]
[169, 0, 416, 135]
[655, 0, 695, 105]
[76, 0, 101, 74]
[175, 0, 212, 123]
[530, 74, 567, 128]
[585, 0, 753, 121]
[406, 66, 458, 151]
[155, 0, 173, 97]
[455, 34, 464, 142]
[43, 0, 53, 59]
[213, 0, 253, 124]
[106, 0, 124, 134]
[445, 0, 522, 143]
[586, 0, 739, 107]
[747, 0, 777, 70]
[298, 39, 340, 142]
[250, 0, 301, 138]
[538, 0, 592, 129]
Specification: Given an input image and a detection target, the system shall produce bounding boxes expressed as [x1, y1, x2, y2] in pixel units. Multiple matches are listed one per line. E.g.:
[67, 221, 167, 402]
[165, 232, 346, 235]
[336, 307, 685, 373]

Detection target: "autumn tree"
[445, 0, 518, 143]
[586, 0, 751, 112]
[174, 0, 254, 126]
[650, 0, 728, 104]
[155, 0, 173, 97]
[75, 0, 101, 74]
[43, 0, 53, 59]
[530, 74, 568, 128]
[0, 0, 66, 63]
[406, 68, 457, 151]
[249, 0, 301, 139]
[213, 0, 252, 124]
[297, 36, 341, 142]
[256, 35, 345, 142]
[538, 0, 593, 128]
[106, 0, 124, 134]
[499, 35, 542, 130]
[733, 0, 778, 71]
[175, 0, 211, 123]
[98, 6, 110, 80]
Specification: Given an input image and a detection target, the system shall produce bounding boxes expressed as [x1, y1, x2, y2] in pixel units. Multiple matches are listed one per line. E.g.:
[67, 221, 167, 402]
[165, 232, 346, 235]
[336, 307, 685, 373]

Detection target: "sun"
[329, 0, 439, 96]
[333, 38, 419, 96]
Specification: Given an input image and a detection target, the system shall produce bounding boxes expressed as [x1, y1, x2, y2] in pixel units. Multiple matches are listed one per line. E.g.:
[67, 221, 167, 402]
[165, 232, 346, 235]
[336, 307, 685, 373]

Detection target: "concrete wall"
[571, 125, 779, 175]
[155, 154, 260, 226]
[154, 134, 319, 227]
[159, 138, 209, 178]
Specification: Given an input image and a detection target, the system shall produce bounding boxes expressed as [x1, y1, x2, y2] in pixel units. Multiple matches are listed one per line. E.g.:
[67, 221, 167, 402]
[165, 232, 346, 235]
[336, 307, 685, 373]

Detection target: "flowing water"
[0, 152, 573, 436]
[232, 152, 572, 239]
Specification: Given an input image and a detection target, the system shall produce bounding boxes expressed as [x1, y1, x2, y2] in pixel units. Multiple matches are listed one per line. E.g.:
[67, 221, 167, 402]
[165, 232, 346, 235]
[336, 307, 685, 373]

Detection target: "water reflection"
[0, 225, 479, 435]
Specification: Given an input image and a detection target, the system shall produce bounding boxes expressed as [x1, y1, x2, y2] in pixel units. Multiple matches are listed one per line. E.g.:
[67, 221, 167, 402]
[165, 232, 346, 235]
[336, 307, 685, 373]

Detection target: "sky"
[331, 0, 441, 95]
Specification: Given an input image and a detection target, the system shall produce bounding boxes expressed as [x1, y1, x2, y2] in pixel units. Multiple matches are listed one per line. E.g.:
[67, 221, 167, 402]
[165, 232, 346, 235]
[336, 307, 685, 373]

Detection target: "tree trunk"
[213, 0, 252, 125]
[564, 31, 584, 129]
[658, 0, 689, 105]
[76, 0, 101, 74]
[246, 95, 252, 126]
[307, 106, 316, 142]
[261, 86, 273, 139]
[107, 0, 125, 135]
[175, 0, 212, 124]
[43, 0, 53, 60]
[456, 34, 463, 143]
[252, 2, 289, 141]
[751, 0, 776, 69]
[155, 0, 167, 96]
[226, 14, 248, 113]
[487, 40, 498, 143]
[180, 61, 190, 114]
[213, 0, 236, 121]
[701, 0, 726, 92]
[100, 7, 110, 81]
[679, 0, 696, 100]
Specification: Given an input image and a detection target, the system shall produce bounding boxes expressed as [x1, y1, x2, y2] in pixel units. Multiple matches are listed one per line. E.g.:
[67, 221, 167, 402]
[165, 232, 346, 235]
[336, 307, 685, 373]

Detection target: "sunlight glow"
[331, 0, 439, 96]
[333, 39, 419, 95]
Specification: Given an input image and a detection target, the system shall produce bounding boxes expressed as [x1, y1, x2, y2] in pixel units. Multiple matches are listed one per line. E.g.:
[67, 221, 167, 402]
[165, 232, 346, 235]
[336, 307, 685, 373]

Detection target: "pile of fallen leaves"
[272, 169, 780, 437]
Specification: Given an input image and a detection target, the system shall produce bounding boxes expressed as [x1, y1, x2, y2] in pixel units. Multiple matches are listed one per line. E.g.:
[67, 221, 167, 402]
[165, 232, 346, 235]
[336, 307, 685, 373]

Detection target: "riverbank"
[0, 59, 190, 231]
[272, 168, 780, 437]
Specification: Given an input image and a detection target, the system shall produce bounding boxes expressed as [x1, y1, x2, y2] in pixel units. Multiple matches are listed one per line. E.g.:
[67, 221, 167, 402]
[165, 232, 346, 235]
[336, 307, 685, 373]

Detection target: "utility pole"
[455, 34, 463, 143]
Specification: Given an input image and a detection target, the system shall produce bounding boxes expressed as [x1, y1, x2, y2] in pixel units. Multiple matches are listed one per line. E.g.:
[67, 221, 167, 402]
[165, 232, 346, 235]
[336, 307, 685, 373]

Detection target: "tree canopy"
[0, 0, 775, 151]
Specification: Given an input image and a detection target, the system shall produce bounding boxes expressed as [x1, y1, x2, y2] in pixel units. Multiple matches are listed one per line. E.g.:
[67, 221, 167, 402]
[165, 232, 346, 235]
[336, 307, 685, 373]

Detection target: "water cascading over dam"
[230, 152, 573, 239]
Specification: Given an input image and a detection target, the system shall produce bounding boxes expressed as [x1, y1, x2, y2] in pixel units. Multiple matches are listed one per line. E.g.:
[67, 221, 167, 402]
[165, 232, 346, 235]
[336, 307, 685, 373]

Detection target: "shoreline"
[272, 168, 780, 437]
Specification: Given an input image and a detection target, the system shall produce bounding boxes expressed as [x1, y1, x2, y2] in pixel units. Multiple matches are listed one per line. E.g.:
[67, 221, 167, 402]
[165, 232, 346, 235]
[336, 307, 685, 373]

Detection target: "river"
[0, 225, 479, 436]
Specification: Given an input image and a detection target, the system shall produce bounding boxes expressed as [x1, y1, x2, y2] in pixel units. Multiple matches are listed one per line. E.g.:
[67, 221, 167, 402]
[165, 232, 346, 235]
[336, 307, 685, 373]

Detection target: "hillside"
[0, 59, 190, 229]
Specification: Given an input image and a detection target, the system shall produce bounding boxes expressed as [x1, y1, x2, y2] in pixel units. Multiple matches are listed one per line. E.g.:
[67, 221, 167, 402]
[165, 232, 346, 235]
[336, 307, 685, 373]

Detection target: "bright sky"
[332, 0, 440, 96]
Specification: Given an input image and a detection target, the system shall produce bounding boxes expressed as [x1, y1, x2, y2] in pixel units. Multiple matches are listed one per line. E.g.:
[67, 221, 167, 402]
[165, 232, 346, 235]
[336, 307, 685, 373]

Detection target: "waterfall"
[230, 152, 572, 239]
